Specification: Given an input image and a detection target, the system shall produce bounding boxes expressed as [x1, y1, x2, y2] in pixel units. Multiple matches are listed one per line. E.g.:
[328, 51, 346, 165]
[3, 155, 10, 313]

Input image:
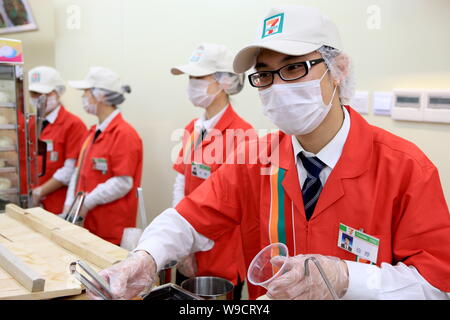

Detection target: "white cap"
[233, 5, 342, 73]
[171, 43, 235, 76]
[68, 66, 122, 92]
[28, 66, 65, 94]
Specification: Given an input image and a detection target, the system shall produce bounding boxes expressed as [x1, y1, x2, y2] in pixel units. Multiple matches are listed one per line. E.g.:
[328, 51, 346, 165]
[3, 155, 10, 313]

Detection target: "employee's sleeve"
[175, 161, 245, 242]
[53, 158, 76, 185]
[172, 142, 185, 174]
[110, 130, 142, 177]
[173, 126, 192, 174]
[391, 164, 450, 292]
[172, 173, 185, 207]
[84, 176, 133, 210]
[64, 170, 77, 207]
[342, 261, 449, 299]
[134, 208, 214, 271]
[65, 120, 88, 159]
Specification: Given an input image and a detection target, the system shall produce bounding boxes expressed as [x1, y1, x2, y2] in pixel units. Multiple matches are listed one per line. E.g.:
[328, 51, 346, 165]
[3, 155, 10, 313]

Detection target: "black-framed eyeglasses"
[248, 58, 325, 88]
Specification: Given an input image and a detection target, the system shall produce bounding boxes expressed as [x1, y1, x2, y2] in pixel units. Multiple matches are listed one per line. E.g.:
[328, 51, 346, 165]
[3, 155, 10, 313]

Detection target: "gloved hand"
[266, 254, 349, 300]
[176, 253, 197, 278]
[62, 205, 71, 215]
[31, 187, 43, 207]
[87, 250, 157, 300]
[79, 205, 89, 219]
[57, 212, 68, 220]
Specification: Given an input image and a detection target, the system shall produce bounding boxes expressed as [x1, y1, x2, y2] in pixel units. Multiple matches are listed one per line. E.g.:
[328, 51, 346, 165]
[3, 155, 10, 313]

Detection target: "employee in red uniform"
[89, 6, 450, 300]
[28, 66, 87, 214]
[170, 43, 254, 300]
[64, 67, 143, 245]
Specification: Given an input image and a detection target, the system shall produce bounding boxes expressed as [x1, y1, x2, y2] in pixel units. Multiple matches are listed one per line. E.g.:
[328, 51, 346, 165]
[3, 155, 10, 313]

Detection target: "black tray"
[143, 284, 203, 300]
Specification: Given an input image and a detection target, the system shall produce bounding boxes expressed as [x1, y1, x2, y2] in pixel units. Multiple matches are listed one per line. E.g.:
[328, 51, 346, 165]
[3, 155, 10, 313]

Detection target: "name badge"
[337, 223, 379, 264]
[50, 151, 59, 162]
[92, 158, 108, 174]
[191, 162, 211, 180]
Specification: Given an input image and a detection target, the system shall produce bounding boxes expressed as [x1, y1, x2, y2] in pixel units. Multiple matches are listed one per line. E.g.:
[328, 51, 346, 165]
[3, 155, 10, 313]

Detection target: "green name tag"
[338, 223, 380, 264]
[93, 158, 108, 173]
[191, 162, 211, 180]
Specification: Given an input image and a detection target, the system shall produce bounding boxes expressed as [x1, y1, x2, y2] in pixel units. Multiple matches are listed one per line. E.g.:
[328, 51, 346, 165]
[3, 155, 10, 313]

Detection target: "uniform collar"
[196, 104, 237, 140]
[45, 105, 62, 124]
[269, 105, 374, 220]
[276, 106, 373, 178]
[292, 106, 351, 170]
[96, 109, 121, 132]
[195, 104, 229, 132]
[212, 104, 238, 133]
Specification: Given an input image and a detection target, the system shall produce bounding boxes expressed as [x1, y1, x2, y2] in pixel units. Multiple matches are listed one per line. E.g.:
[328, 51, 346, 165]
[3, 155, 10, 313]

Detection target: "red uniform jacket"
[176, 106, 450, 299]
[76, 113, 143, 245]
[38, 106, 87, 213]
[173, 105, 255, 285]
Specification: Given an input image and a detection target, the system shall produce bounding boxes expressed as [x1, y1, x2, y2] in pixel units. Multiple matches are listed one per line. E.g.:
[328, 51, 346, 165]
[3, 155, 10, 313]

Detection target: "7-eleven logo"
[262, 13, 284, 38]
[31, 73, 41, 83]
[190, 47, 204, 63]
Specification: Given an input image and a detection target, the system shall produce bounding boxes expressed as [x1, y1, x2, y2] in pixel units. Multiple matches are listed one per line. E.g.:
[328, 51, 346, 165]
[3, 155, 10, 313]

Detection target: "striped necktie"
[299, 152, 327, 221]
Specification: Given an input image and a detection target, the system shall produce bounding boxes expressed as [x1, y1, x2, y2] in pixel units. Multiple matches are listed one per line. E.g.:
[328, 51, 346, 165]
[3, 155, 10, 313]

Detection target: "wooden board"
[0, 204, 129, 300]
[0, 243, 45, 292]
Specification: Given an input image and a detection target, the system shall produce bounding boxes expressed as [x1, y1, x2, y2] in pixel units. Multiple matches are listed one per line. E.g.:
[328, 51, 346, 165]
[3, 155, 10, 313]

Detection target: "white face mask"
[45, 95, 59, 114]
[82, 96, 98, 115]
[259, 69, 337, 136]
[187, 78, 221, 109]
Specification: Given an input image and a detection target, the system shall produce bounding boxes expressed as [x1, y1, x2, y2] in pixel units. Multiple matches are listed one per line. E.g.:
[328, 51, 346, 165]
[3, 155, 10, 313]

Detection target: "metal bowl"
[181, 276, 234, 300]
[158, 260, 177, 285]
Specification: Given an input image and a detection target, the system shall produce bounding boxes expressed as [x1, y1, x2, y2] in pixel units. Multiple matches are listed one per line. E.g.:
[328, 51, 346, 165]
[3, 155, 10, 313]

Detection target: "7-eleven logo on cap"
[31, 72, 41, 83]
[262, 13, 284, 38]
[190, 47, 205, 63]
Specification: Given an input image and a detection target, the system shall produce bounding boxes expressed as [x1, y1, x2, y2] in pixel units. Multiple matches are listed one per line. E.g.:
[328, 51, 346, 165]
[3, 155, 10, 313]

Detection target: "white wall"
[48, 0, 449, 223]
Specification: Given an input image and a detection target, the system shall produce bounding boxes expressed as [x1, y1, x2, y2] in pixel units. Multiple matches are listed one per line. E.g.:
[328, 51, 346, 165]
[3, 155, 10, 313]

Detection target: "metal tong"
[304, 256, 339, 300]
[69, 260, 113, 300]
[65, 191, 86, 224]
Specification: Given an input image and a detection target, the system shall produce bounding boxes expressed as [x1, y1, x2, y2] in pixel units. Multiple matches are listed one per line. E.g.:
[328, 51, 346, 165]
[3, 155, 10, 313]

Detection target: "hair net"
[317, 45, 355, 105]
[92, 85, 131, 106]
[214, 72, 245, 96]
[54, 85, 66, 96]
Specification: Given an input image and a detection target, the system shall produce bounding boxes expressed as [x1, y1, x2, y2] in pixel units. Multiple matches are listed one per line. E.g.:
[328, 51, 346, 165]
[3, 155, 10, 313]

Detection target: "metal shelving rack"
[0, 38, 39, 212]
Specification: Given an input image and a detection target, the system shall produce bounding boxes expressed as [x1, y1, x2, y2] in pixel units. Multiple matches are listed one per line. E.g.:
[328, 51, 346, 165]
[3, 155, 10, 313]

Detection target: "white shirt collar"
[96, 109, 121, 132]
[45, 105, 61, 124]
[292, 106, 351, 170]
[194, 104, 229, 132]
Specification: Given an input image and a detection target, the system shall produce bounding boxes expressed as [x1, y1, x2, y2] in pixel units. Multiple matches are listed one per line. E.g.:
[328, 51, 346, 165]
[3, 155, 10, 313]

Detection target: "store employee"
[171, 43, 253, 299]
[29, 66, 87, 214]
[64, 67, 143, 245]
[88, 6, 450, 300]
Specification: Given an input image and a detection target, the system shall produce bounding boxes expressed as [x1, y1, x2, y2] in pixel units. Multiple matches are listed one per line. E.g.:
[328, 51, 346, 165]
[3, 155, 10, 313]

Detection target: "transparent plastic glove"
[87, 250, 157, 300]
[62, 205, 71, 215]
[79, 205, 89, 219]
[32, 187, 43, 207]
[176, 253, 197, 278]
[266, 254, 349, 300]
[57, 212, 68, 220]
